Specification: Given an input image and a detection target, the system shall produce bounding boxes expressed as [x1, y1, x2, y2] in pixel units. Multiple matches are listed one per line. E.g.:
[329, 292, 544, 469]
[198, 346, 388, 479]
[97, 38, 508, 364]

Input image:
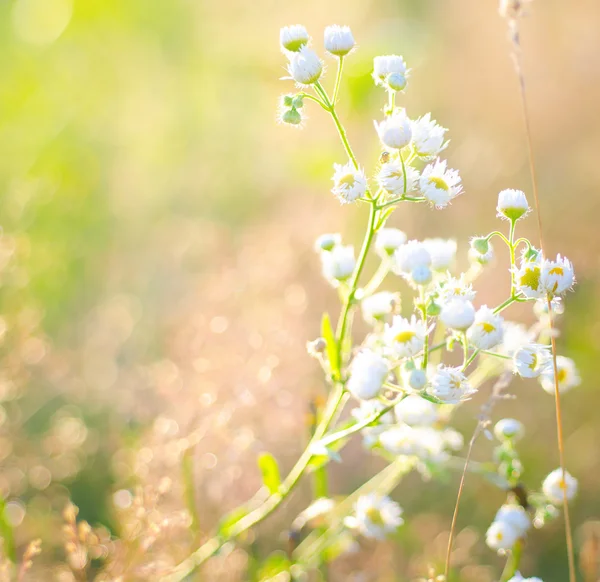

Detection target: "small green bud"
[281, 108, 302, 126]
[523, 246, 541, 262]
[292, 95, 304, 109]
[426, 301, 441, 317]
[471, 236, 489, 255]
[281, 94, 295, 108]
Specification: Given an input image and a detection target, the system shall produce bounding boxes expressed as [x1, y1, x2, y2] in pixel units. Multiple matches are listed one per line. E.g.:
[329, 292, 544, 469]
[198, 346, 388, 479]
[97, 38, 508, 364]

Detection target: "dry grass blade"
[501, 3, 577, 581]
[444, 372, 513, 580]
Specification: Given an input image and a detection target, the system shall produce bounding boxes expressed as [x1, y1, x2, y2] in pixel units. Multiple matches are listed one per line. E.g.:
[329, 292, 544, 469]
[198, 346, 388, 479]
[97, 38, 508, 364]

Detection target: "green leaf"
[321, 313, 340, 381]
[0, 497, 16, 562]
[217, 506, 249, 537]
[257, 452, 281, 495]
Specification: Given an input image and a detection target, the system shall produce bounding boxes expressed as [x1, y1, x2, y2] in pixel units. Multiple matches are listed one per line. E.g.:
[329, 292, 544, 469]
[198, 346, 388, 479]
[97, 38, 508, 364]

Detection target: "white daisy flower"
[497, 189, 530, 221]
[384, 315, 426, 358]
[377, 161, 419, 195]
[280, 24, 310, 53]
[374, 110, 412, 150]
[395, 394, 438, 426]
[494, 418, 524, 441]
[513, 344, 551, 378]
[499, 322, 535, 357]
[495, 504, 531, 536]
[437, 274, 477, 303]
[324, 25, 355, 57]
[346, 350, 389, 401]
[485, 519, 521, 551]
[331, 162, 367, 203]
[540, 355, 581, 394]
[350, 494, 404, 539]
[423, 238, 457, 271]
[440, 298, 476, 331]
[540, 255, 575, 296]
[411, 113, 448, 161]
[542, 468, 578, 504]
[321, 244, 355, 285]
[392, 240, 432, 274]
[372, 55, 409, 89]
[514, 261, 543, 299]
[287, 46, 323, 85]
[361, 291, 399, 323]
[429, 365, 476, 404]
[419, 159, 463, 208]
[375, 227, 407, 256]
[467, 305, 504, 349]
[314, 233, 341, 252]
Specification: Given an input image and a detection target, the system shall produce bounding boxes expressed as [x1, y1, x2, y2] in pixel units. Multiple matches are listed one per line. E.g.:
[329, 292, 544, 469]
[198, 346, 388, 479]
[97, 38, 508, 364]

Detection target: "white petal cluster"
[379, 424, 462, 462]
[497, 189, 530, 221]
[331, 162, 367, 203]
[411, 113, 448, 161]
[351, 494, 404, 539]
[280, 24, 309, 53]
[486, 504, 531, 551]
[287, 46, 323, 85]
[437, 274, 476, 303]
[467, 305, 504, 349]
[375, 227, 407, 256]
[395, 394, 438, 426]
[393, 240, 432, 279]
[361, 291, 398, 323]
[384, 315, 426, 358]
[374, 111, 412, 150]
[440, 298, 476, 331]
[429, 365, 475, 404]
[377, 161, 419, 195]
[423, 238, 457, 272]
[540, 355, 580, 394]
[321, 244, 355, 285]
[499, 322, 535, 357]
[372, 55, 409, 91]
[513, 344, 551, 378]
[324, 25, 355, 57]
[346, 350, 389, 400]
[540, 254, 575, 296]
[419, 159, 463, 208]
[514, 260, 543, 299]
[542, 468, 578, 504]
[494, 418, 524, 441]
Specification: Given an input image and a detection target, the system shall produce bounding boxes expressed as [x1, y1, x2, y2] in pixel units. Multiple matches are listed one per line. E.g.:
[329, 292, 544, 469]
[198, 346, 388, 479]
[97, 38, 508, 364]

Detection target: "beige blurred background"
[0, 0, 599, 580]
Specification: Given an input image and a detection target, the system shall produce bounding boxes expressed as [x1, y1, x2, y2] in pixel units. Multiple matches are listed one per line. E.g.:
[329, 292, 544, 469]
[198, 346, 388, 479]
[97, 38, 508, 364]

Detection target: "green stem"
[377, 196, 425, 209]
[298, 92, 329, 111]
[399, 149, 408, 195]
[509, 219, 517, 296]
[499, 539, 523, 582]
[362, 260, 390, 296]
[419, 289, 429, 369]
[332, 56, 344, 104]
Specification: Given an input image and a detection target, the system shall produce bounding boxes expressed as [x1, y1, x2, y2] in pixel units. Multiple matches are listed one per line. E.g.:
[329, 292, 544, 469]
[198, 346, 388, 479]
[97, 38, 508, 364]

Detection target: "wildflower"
[513, 344, 551, 378]
[331, 162, 367, 203]
[346, 350, 389, 400]
[411, 113, 448, 161]
[540, 255, 575, 296]
[429, 365, 476, 404]
[497, 189, 530, 221]
[361, 291, 399, 323]
[469, 237, 495, 265]
[350, 494, 404, 539]
[542, 468, 578, 504]
[494, 418, 524, 441]
[395, 394, 438, 426]
[540, 355, 580, 394]
[287, 46, 323, 85]
[321, 245, 355, 284]
[467, 305, 504, 349]
[280, 24, 310, 52]
[423, 238, 457, 271]
[437, 274, 476, 303]
[411, 264, 432, 286]
[314, 233, 341, 252]
[374, 110, 412, 150]
[440, 298, 476, 331]
[393, 240, 431, 274]
[377, 161, 419, 195]
[372, 55, 409, 90]
[384, 315, 426, 358]
[402, 367, 427, 390]
[419, 159, 463, 208]
[375, 227, 407, 256]
[486, 520, 521, 551]
[514, 260, 543, 299]
[324, 25, 355, 57]
[495, 504, 531, 536]
[499, 322, 534, 357]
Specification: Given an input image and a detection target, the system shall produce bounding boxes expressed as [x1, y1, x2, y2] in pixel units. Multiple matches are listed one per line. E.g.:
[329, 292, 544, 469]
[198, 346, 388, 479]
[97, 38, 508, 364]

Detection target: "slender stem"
[509, 219, 517, 296]
[419, 289, 429, 369]
[493, 295, 519, 315]
[499, 539, 523, 582]
[299, 92, 329, 111]
[362, 259, 390, 296]
[488, 230, 511, 247]
[377, 196, 425, 209]
[399, 149, 408, 194]
[332, 56, 344, 104]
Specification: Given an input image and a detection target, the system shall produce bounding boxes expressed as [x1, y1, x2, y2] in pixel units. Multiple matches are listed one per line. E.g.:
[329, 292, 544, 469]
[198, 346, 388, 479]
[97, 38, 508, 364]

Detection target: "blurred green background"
[0, 0, 599, 580]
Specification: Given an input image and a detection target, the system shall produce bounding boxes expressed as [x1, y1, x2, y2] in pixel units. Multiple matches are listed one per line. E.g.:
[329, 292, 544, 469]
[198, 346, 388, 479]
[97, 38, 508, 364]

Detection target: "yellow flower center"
[528, 354, 538, 370]
[549, 267, 564, 276]
[338, 174, 356, 188]
[428, 176, 449, 191]
[557, 368, 567, 383]
[481, 322, 496, 333]
[519, 266, 540, 291]
[395, 330, 416, 344]
[365, 507, 384, 526]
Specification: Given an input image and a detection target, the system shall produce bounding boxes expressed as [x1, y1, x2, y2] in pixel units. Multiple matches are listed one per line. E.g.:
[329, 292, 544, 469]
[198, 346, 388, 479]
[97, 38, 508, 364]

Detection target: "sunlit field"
[0, 1, 599, 581]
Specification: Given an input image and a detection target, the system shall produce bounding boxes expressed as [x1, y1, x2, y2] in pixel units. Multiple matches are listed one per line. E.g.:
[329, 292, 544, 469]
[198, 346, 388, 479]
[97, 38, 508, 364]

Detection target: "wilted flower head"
[376, 227, 407, 256]
[361, 291, 399, 323]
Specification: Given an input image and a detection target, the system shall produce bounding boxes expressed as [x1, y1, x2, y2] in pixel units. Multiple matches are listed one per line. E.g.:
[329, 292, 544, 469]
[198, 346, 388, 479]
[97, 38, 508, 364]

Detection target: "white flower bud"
[404, 368, 427, 390]
[374, 111, 412, 150]
[321, 244, 355, 284]
[314, 233, 341, 252]
[393, 240, 431, 274]
[287, 46, 323, 85]
[494, 418, 524, 441]
[375, 228, 407, 256]
[347, 350, 389, 400]
[361, 291, 399, 323]
[372, 55, 408, 89]
[280, 25, 310, 53]
[395, 394, 437, 426]
[497, 189, 530, 221]
[324, 25, 355, 57]
[411, 264, 432, 286]
[440, 298, 475, 331]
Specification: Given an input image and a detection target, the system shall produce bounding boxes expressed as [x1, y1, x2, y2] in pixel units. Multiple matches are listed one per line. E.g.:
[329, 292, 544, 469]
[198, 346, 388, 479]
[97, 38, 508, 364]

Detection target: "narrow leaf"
[257, 452, 281, 495]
